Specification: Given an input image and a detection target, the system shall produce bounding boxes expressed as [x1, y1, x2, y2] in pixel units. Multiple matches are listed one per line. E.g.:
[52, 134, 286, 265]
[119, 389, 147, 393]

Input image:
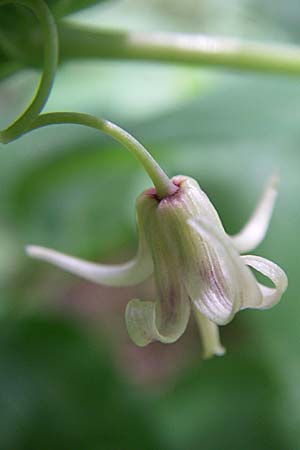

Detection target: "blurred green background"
[0, 1, 300, 449]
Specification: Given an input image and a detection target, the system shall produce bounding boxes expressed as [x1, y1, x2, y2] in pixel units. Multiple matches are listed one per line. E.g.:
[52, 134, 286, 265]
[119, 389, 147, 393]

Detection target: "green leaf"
[0, 314, 164, 450]
[48, 0, 110, 18]
[155, 351, 289, 450]
[0, 0, 110, 72]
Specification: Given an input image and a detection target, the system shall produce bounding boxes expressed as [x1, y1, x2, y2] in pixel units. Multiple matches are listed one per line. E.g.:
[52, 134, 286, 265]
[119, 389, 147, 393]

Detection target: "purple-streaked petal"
[124, 182, 194, 346]
[125, 218, 191, 345]
[188, 217, 262, 325]
[125, 212, 191, 346]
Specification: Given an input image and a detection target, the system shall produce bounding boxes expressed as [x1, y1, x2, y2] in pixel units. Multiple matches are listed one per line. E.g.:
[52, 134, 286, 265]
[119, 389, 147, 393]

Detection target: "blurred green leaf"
[0, 0, 110, 74]
[47, 0, 109, 18]
[155, 351, 289, 450]
[0, 314, 164, 450]
[0, 0, 107, 21]
[7, 140, 136, 255]
[252, 0, 300, 42]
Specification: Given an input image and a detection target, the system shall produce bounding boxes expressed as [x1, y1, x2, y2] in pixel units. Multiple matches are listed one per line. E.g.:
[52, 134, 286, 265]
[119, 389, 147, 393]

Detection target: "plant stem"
[0, 0, 58, 143]
[56, 23, 300, 76]
[27, 112, 177, 199]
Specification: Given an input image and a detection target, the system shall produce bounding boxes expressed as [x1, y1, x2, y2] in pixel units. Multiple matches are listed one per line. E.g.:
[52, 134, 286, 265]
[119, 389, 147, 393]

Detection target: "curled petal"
[125, 188, 191, 346]
[125, 297, 190, 346]
[188, 217, 261, 325]
[230, 174, 278, 253]
[193, 307, 225, 358]
[125, 240, 191, 346]
[241, 255, 288, 309]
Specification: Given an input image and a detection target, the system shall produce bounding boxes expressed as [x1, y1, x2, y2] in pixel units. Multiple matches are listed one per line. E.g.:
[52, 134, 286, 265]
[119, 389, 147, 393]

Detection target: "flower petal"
[230, 174, 278, 253]
[125, 232, 191, 346]
[124, 185, 192, 346]
[26, 244, 153, 286]
[193, 306, 225, 358]
[26, 207, 153, 286]
[125, 295, 190, 346]
[188, 217, 262, 325]
[241, 255, 288, 309]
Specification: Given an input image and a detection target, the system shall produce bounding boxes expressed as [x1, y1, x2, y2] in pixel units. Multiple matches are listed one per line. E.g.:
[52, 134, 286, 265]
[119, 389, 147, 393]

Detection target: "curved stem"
[27, 112, 177, 199]
[0, 0, 58, 143]
[55, 24, 300, 77]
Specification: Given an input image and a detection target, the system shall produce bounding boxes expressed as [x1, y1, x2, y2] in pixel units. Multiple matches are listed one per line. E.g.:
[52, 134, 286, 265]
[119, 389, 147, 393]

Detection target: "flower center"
[144, 176, 185, 202]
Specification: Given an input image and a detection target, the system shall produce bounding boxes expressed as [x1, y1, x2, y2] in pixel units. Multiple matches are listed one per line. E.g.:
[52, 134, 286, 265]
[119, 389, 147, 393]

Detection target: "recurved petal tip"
[125, 297, 190, 346]
[125, 299, 156, 347]
[241, 255, 288, 309]
[230, 173, 279, 253]
[269, 171, 280, 189]
[25, 245, 43, 258]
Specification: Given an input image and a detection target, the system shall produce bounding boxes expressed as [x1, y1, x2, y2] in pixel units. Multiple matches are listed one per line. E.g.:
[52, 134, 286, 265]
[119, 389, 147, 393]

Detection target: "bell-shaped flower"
[26, 172, 287, 358]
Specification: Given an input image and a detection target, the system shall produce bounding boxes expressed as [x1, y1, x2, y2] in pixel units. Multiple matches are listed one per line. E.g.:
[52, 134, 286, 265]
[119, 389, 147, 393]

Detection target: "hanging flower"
[26, 171, 287, 358]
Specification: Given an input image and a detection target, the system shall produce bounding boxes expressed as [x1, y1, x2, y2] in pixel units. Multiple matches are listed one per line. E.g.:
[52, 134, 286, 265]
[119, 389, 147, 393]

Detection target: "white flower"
[26, 173, 287, 358]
